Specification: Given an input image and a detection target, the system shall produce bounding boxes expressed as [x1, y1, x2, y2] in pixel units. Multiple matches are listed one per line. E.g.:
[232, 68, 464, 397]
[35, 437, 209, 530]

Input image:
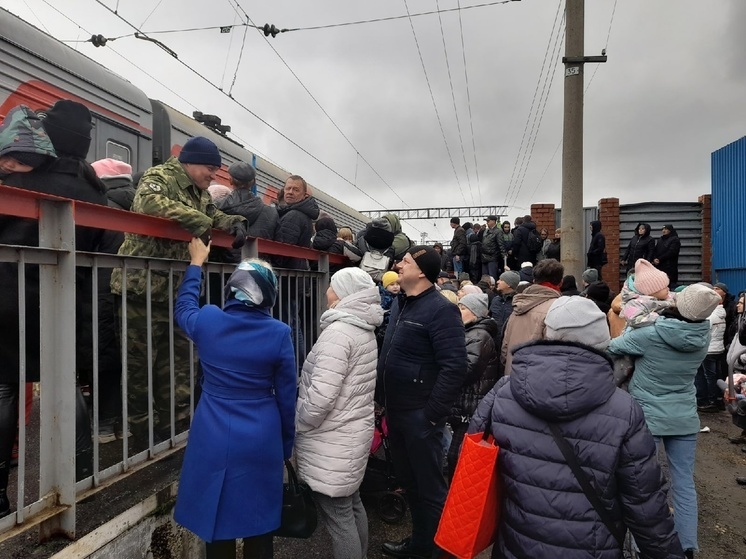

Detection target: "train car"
[0, 7, 370, 232]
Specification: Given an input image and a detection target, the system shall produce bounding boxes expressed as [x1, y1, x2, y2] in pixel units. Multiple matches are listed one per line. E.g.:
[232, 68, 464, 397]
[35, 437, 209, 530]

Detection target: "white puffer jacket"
[294, 285, 384, 497]
[707, 305, 727, 354]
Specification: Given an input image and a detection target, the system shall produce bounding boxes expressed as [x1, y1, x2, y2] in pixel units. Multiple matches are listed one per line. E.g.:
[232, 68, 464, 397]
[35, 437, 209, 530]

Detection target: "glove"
[231, 221, 248, 250]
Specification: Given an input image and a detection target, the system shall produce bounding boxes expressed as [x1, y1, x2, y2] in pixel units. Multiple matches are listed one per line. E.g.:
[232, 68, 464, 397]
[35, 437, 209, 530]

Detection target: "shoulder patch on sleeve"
[147, 182, 162, 192]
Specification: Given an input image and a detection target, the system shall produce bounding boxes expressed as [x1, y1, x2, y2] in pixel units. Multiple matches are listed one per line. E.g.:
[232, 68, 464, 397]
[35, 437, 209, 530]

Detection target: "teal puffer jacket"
[607, 315, 710, 436]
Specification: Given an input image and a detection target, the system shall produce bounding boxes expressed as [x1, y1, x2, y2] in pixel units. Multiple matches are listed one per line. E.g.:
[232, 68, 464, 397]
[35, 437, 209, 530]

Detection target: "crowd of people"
[0, 101, 736, 559]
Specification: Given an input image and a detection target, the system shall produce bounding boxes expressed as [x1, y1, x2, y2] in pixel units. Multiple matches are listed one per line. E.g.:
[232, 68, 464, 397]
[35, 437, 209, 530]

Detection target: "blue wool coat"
[469, 341, 683, 559]
[173, 265, 297, 542]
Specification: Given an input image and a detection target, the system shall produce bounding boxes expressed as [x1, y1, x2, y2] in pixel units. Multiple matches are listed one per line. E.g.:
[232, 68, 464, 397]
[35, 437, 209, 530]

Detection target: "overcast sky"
[4, 0, 744, 242]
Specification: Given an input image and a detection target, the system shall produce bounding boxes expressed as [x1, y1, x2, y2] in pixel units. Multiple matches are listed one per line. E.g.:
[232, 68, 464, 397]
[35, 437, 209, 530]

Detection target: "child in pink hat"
[620, 258, 675, 328]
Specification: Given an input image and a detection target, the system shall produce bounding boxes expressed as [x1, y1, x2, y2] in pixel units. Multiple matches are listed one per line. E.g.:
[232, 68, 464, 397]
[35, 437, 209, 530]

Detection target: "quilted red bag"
[435, 430, 500, 559]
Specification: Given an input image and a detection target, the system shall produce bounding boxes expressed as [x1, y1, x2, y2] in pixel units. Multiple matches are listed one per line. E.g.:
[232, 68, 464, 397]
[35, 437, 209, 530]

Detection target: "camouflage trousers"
[122, 298, 195, 439]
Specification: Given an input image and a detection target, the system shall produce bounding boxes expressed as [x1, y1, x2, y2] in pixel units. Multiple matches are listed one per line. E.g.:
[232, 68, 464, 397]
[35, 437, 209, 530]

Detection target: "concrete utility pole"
[560, 0, 606, 282]
[560, 0, 585, 282]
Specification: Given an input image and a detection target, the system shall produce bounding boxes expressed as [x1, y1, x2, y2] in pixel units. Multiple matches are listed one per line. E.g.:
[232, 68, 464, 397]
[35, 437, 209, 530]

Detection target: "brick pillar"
[530, 203, 556, 235]
[699, 194, 712, 283]
[598, 198, 621, 292]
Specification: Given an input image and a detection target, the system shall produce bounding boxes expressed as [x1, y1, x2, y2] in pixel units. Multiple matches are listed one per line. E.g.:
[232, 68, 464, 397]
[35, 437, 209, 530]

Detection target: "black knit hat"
[408, 245, 441, 283]
[42, 100, 92, 158]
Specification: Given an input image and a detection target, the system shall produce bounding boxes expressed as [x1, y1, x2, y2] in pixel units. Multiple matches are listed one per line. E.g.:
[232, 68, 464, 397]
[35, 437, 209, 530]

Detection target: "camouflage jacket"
[110, 157, 245, 303]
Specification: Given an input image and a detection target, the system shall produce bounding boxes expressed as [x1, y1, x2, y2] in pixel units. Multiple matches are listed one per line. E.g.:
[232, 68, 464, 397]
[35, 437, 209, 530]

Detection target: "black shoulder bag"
[547, 423, 626, 547]
[273, 460, 317, 539]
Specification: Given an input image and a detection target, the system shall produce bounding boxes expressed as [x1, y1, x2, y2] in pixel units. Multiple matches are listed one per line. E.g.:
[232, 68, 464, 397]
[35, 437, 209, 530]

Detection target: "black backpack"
[526, 229, 543, 254]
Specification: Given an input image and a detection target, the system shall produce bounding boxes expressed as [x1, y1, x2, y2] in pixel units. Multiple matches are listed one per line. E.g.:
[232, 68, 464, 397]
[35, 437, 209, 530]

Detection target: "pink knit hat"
[634, 258, 669, 295]
[91, 158, 132, 178]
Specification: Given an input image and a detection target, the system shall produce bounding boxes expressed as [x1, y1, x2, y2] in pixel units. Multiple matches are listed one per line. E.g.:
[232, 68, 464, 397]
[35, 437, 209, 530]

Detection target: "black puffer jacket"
[452, 317, 499, 419]
[378, 286, 467, 423]
[0, 158, 107, 384]
[622, 223, 655, 271]
[469, 341, 683, 559]
[653, 226, 681, 287]
[274, 196, 320, 270]
[218, 188, 278, 240]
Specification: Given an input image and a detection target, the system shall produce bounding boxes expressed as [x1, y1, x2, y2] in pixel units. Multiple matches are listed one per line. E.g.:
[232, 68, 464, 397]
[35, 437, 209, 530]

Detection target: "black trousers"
[0, 383, 93, 496]
[387, 408, 448, 552]
[205, 534, 273, 559]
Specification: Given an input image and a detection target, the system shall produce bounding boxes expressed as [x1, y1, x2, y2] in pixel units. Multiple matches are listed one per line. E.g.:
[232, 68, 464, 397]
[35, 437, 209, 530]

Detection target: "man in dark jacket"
[469, 296, 683, 559]
[218, 162, 278, 241]
[587, 220, 607, 280]
[378, 246, 467, 559]
[511, 214, 541, 265]
[449, 217, 468, 276]
[653, 224, 681, 288]
[480, 215, 501, 280]
[489, 271, 519, 331]
[274, 175, 320, 270]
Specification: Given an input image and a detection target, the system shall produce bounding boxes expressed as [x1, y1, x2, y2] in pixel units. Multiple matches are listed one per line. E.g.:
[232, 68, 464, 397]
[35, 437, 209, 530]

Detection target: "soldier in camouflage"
[111, 136, 248, 443]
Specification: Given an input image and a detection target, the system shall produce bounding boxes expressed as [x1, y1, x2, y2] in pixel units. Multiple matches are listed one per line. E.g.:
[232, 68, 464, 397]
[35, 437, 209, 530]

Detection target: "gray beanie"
[330, 267, 374, 300]
[459, 293, 489, 319]
[676, 284, 721, 321]
[499, 271, 520, 291]
[582, 268, 599, 284]
[544, 296, 610, 350]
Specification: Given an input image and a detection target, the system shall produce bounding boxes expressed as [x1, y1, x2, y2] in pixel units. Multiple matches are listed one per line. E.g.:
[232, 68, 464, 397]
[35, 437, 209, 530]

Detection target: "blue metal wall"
[712, 136, 746, 294]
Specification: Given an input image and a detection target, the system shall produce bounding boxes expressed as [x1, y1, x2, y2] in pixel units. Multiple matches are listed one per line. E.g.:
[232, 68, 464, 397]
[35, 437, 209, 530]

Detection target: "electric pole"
[560, 0, 585, 282]
[560, 0, 605, 281]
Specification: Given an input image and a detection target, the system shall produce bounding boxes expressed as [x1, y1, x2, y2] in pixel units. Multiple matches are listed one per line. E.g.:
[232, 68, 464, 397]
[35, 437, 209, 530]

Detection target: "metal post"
[38, 199, 77, 540]
[560, 0, 585, 282]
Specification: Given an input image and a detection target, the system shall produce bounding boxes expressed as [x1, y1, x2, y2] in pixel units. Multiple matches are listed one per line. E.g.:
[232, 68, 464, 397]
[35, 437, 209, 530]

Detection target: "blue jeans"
[655, 434, 697, 551]
[453, 257, 463, 275]
[695, 354, 721, 405]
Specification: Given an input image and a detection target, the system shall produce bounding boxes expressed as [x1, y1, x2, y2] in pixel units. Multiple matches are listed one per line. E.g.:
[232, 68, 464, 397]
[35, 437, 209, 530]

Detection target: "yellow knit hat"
[382, 271, 399, 288]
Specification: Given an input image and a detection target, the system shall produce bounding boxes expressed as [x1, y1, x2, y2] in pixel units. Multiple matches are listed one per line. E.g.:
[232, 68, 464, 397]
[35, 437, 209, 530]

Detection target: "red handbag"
[435, 429, 501, 559]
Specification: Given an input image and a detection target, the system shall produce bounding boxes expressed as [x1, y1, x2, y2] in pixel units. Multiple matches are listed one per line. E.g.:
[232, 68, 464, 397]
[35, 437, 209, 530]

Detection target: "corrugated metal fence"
[619, 202, 703, 285]
[712, 136, 746, 294]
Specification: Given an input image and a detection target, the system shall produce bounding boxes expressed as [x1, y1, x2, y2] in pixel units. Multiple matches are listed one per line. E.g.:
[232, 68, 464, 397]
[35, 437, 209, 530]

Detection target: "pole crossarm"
[360, 206, 508, 220]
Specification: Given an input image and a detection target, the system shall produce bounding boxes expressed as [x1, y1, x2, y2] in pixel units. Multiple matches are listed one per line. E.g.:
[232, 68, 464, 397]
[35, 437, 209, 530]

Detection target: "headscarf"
[224, 259, 278, 309]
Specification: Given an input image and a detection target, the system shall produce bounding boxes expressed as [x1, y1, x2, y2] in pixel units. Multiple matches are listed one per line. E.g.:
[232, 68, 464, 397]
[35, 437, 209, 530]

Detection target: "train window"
[106, 140, 131, 164]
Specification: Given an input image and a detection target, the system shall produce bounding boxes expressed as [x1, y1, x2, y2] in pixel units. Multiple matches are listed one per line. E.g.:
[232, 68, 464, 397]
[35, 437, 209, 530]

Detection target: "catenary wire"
[90, 0, 402, 215]
[456, 0, 482, 206]
[139, 0, 164, 28]
[228, 0, 417, 214]
[219, 10, 239, 90]
[21, 0, 51, 33]
[527, 0, 620, 206]
[37, 0, 282, 171]
[506, 14, 564, 211]
[503, 0, 563, 208]
[435, 0, 475, 206]
[404, 0, 468, 206]
[61, 0, 520, 41]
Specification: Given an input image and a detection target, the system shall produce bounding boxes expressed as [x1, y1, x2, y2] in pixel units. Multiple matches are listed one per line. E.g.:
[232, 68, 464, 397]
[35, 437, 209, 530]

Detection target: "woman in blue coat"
[173, 238, 297, 559]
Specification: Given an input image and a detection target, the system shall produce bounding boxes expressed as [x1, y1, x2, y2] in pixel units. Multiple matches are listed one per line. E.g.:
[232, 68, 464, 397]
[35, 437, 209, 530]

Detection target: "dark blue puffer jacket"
[469, 340, 684, 559]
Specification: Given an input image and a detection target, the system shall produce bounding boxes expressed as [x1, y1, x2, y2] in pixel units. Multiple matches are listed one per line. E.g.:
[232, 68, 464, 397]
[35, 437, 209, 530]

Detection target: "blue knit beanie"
[178, 136, 221, 167]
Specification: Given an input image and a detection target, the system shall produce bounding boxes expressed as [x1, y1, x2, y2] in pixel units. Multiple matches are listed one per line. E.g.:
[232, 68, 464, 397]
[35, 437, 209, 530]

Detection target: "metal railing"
[0, 184, 345, 541]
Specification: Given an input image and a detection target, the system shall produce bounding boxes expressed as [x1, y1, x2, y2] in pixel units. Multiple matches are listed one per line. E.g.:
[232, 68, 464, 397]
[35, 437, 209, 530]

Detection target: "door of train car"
[91, 118, 152, 174]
